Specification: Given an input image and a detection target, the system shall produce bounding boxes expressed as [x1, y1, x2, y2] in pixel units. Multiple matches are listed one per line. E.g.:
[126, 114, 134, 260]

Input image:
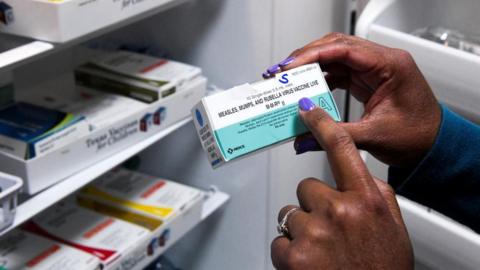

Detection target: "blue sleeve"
[388, 105, 480, 232]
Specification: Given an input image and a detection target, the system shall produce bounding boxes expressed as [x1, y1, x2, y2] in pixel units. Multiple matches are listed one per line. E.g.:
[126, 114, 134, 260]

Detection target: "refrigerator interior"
[355, 0, 480, 269]
[10, 1, 349, 269]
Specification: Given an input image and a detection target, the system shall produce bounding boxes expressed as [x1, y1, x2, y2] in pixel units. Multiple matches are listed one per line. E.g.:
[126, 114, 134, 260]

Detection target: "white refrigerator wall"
[104, 0, 347, 269]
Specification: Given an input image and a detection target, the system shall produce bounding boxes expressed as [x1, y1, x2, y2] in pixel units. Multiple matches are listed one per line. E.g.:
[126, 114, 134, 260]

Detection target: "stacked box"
[78, 168, 204, 257]
[22, 198, 151, 270]
[0, 102, 89, 160]
[20, 86, 149, 131]
[0, 230, 101, 270]
[75, 51, 202, 103]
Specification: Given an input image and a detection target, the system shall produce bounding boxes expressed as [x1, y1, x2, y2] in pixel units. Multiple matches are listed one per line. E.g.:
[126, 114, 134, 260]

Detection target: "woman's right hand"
[267, 33, 442, 168]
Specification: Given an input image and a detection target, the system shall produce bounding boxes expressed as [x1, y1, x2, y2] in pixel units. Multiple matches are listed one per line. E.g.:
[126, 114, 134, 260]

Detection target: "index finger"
[298, 101, 378, 193]
[282, 36, 380, 73]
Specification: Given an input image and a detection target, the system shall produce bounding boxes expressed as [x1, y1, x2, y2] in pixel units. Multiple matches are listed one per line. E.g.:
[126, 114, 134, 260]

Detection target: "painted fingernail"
[262, 72, 272, 79]
[295, 138, 319, 155]
[267, 64, 281, 74]
[298, 97, 316, 111]
[278, 56, 295, 67]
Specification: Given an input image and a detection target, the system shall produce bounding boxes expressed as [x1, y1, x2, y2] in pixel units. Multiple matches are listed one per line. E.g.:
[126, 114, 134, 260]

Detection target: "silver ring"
[277, 207, 300, 236]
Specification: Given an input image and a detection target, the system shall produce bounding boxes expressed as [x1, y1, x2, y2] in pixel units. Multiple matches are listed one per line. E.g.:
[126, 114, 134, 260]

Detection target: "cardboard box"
[192, 63, 340, 168]
[0, 102, 89, 160]
[77, 168, 204, 258]
[20, 86, 149, 131]
[0, 0, 183, 42]
[75, 51, 202, 103]
[22, 198, 151, 270]
[0, 77, 206, 194]
[0, 230, 101, 270]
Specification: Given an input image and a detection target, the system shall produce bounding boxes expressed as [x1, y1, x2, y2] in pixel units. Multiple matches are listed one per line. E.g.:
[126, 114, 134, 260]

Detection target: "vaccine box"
[22, 198, 151, 270]
[0, 230, 101, 270]
[77, 168, 204, 258]
[0, 0, 183, 42]
[192, 63, 341, 168]
[78, 168, 204, 222]
[75, 51, 202, 104]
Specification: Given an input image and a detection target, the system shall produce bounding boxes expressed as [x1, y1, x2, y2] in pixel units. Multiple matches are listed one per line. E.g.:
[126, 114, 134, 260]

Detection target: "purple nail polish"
[279, 56, 295, 67]
[296, 138, 319, 155]
[267, 64, 281, 74]
[298, 97, 316, 111]
[262, 72, 272, 79]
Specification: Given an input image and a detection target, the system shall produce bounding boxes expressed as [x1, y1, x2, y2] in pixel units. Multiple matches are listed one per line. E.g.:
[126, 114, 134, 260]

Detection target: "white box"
[22, 198, 151, 270]
[75, 51, 202, 104]
[0, 0, 184, 43]
[0, 230, 101, 270]
[0, 77, 207, 194]
[19, 86, 149, 131]
[192, 63, 340, 168]
[77, 168, 204, 259]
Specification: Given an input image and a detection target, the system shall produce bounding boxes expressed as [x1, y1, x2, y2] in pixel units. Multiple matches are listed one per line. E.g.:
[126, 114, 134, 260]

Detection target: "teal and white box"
[192, 63, 341, 168]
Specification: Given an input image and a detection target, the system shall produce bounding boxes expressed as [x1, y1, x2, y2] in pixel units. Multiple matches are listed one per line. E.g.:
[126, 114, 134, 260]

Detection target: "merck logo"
[278, 74, 289, 84]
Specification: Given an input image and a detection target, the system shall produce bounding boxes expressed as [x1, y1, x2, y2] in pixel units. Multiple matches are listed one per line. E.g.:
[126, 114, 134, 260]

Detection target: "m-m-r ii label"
[192, 63, 340, 168]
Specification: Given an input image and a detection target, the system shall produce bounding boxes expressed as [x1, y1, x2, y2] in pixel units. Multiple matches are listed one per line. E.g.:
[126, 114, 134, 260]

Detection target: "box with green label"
[192, 63, 341, 168]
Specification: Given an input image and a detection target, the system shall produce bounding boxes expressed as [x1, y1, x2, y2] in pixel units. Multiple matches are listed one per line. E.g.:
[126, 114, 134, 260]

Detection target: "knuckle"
[394, 48, 414, 62]
[327, 131, 355, 151]
[296, 178, 317, 198]
[304, 220, 327, 240]
[285, 247, 307, 269]
[297, 177, 318, 199]
[308, 109, 330, 127]
[328, 200, 350, 221]
[326, 32, 345, 41]
[362, 194, 389, 217]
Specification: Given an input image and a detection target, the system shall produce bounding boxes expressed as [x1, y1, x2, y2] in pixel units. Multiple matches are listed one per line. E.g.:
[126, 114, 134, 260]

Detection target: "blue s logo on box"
[279, 74, 289, 84]
[195, 109, 204, 127]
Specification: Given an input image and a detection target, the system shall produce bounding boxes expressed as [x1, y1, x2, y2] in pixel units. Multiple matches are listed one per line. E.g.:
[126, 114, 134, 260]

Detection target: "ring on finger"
[277, 207, 301, 237]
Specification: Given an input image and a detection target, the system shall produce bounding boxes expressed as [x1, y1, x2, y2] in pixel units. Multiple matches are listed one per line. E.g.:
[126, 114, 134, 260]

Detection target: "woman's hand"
[267, 33, 441, 168]
[271, 101, 413, 270]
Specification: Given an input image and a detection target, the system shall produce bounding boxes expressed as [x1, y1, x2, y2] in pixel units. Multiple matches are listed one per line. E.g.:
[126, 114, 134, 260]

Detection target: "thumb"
[294, 121, 372, 154]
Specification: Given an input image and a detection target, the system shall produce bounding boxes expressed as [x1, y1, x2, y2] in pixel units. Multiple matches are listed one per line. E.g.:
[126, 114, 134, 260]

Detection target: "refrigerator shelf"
[0, 0, 188, 73]
[398, 196, 480, 270]
[356, 0, 480, 121]
[0, 117, 192, 237]
[133, 188, 230, 270]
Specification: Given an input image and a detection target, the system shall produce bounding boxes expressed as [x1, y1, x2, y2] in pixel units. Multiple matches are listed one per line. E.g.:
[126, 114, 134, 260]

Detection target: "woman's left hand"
[271, 99, 413, 270]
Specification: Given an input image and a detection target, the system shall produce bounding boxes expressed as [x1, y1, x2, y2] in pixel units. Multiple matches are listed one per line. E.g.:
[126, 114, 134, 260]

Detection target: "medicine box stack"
[0, 102, 89, 160]
[192, 63, 341, 168]
[77, 168, 204, 257]
[0, 0, 181, 42]
[22, 198, 151, 270]
[20, 86, 149, 132]
[0, 49, 207, 194]
[75, 51, 202, 104]
[0, 230, 101, 270]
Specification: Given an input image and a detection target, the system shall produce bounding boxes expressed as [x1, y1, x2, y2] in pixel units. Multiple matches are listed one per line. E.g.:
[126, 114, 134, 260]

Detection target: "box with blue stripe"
[192, 63, 341, 168]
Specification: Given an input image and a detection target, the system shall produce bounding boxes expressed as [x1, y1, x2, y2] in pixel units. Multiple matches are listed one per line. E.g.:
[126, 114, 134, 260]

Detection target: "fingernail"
[262, 72, 272, 79]
[295, 138, 318, 155]
[298, 97, 316, 111]
[278, 56, 295, 67]
[267, 64, 281, 74]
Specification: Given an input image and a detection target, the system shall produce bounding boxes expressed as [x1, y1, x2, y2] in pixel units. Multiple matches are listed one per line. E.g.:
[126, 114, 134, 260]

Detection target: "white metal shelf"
[0, 117, 192, 237]
[398, 196, 480, 270]
[133, 189, 230, 270]
[0, 0, 189, 73]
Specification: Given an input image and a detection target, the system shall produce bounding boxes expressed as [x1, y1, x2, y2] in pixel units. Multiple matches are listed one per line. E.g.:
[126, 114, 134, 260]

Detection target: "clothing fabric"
[389, 105, 480, 232]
